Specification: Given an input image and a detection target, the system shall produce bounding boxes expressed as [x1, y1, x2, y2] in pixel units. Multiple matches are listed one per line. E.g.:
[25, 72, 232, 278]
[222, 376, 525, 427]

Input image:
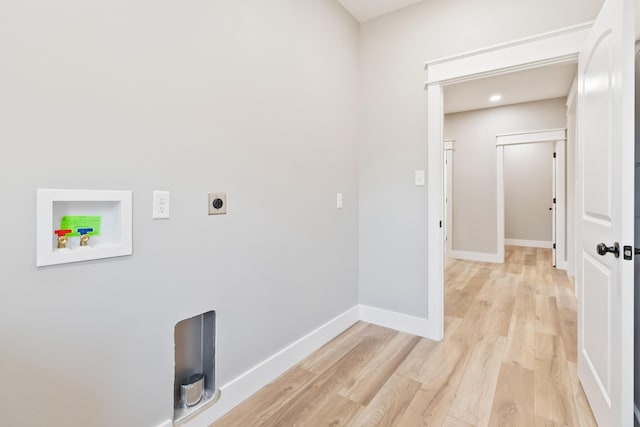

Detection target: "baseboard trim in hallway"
[449, 249, 502, 263]
[504, 238, 553, 249]
[359, 304, 438, 339]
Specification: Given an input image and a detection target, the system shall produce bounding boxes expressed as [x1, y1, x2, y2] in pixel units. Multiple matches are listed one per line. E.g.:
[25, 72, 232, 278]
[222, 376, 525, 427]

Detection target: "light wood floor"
[212, 246, 597, 426]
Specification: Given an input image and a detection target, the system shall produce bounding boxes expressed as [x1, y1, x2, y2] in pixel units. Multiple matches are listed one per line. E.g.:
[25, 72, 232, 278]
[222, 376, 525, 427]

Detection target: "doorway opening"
[428, 9, 636, 424]
[424, 22, 590, 340]
[497, 129, 567, 269]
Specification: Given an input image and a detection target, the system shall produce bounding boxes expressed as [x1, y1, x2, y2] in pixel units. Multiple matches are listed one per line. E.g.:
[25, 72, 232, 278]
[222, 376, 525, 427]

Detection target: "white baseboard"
[504, 239, 553, 249]
[359, 305, 439, 340]
[449, 250, 502, 263]
[177, 304, 441, 426]
[181, 305, 360, 427]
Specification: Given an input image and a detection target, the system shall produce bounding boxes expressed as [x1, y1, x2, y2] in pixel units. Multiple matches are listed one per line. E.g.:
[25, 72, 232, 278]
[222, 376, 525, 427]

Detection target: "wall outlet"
[337, 193, 343, 209]
[208, 192, 227, 215]
[153, 191, 170, 219]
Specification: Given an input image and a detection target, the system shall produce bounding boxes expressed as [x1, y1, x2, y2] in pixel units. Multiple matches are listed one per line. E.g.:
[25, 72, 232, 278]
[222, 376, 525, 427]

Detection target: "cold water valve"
[77, 228, 94, 247]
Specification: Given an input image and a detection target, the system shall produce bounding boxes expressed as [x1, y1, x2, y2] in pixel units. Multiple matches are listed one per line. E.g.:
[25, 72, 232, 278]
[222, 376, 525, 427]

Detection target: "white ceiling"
[444, 62, 578, 114]
[336, 0, 424, 22]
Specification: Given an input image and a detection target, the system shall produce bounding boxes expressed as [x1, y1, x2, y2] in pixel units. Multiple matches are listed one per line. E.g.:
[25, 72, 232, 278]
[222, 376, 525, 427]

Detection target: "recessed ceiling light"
[490, 94, 502, 102]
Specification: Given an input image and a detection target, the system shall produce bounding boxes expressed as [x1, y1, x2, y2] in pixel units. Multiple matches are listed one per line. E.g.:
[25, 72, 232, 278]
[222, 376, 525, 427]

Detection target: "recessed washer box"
[174, 310, 218, 424]
[36, 189, 133, 267]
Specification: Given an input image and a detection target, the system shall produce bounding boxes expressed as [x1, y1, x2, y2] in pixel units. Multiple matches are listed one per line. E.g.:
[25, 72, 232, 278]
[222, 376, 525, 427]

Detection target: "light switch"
[337, 193, 343, 209]
[415, 170, 425, 186]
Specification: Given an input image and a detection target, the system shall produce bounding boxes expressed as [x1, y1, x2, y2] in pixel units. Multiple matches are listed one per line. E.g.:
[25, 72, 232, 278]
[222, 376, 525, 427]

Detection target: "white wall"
[443, 99, 567, 254]
[0, 1, 359, 426]
[504, 142, 555, 244]
[359, 0, 604, 317]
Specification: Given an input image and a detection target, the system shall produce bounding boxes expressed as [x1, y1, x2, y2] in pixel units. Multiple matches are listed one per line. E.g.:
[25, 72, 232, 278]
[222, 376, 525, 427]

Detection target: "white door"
[577, 0, 635, 425]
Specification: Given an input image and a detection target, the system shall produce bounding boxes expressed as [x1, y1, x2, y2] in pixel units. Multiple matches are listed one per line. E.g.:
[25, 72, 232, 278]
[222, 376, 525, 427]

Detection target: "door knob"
[596, 242, 620, 258]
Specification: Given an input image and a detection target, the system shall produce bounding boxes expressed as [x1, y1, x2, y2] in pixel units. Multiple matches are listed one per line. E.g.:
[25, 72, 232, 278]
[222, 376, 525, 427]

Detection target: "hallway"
[213, 246, 597, 426]
[443, 246, 596, 426]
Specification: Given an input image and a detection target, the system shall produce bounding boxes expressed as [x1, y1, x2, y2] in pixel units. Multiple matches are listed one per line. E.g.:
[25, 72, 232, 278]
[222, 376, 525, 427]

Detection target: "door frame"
[496, 129, 567, 268]
[443, 139, 454, 257]
[424, 22, 592, 340]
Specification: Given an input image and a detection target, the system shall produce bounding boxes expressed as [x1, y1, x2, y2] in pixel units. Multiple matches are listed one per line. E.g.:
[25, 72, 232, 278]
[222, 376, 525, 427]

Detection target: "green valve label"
[60, 216, 102, 237]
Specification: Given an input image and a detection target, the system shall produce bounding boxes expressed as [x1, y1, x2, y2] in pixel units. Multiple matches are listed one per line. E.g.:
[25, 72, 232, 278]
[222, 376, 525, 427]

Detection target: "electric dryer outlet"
[208, 193, 227, 215]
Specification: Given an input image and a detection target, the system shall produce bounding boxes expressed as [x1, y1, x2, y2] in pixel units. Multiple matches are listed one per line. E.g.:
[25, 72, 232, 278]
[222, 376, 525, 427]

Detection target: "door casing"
[424, 23, 592, 340]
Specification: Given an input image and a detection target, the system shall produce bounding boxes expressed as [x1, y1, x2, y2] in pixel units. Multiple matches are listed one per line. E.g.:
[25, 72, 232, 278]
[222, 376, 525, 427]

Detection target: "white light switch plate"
[415, 170, 425, 186]
[337, 193, 343, 209]
[153, 191, 170, 219]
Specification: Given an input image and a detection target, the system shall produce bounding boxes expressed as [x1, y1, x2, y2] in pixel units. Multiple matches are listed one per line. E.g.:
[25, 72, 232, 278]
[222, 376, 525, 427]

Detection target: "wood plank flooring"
[212, 246, 597, 427]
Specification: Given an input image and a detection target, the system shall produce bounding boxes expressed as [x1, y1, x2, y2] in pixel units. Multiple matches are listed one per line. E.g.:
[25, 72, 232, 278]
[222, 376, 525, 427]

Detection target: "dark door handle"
[596, 242, 620, 258]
